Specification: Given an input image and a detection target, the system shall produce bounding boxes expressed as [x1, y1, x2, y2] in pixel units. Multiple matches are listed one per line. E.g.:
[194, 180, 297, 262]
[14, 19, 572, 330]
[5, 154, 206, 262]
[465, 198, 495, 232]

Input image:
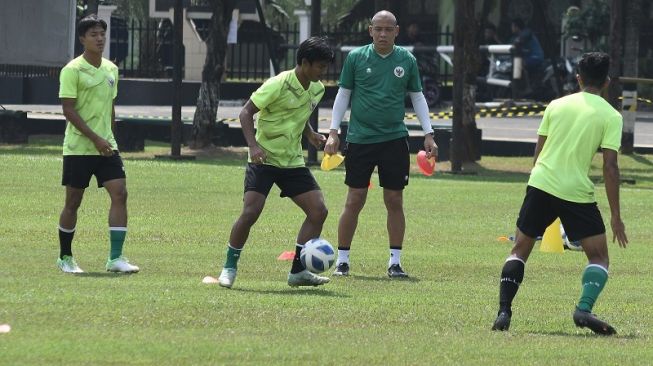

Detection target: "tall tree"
[451, 0, 480, 172]
[620, 0, 642, 154]
[190, 0, 237, 149]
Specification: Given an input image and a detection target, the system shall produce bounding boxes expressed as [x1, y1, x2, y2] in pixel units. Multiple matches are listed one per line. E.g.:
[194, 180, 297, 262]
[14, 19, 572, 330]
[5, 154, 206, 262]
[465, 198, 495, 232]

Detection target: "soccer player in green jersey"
[491, 52, 628, 335]
[57, 15, 139, 274]
[324, 10, 437, 278]
[217, 37, 335, 288]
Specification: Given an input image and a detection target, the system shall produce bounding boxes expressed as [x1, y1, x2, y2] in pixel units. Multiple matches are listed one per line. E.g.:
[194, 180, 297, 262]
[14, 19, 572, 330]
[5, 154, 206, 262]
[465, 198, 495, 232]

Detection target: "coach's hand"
[94, 137, 114, 156]
[424, 133, 438, 160]
[324, 130, 340, 155]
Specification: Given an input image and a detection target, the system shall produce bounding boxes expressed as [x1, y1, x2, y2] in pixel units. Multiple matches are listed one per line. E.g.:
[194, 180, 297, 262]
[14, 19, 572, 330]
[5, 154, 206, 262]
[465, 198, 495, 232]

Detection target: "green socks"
[577, 264, 609, 312]
[224, 245, 242, 269]
[109, 227, 127, 260]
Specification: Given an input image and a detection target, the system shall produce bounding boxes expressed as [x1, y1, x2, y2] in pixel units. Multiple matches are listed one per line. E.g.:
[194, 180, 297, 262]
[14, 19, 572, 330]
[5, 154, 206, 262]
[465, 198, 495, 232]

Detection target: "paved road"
[5, 103, 653, 147]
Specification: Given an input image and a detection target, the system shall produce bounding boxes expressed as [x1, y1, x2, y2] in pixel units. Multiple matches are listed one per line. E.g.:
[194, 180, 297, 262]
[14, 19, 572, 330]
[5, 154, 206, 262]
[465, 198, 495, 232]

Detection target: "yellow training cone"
[540, 218, 564, 253]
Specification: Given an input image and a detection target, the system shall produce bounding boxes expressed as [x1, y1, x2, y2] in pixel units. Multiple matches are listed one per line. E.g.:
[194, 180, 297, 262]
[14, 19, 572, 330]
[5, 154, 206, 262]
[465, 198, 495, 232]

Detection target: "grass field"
[1, 137, 652, 365]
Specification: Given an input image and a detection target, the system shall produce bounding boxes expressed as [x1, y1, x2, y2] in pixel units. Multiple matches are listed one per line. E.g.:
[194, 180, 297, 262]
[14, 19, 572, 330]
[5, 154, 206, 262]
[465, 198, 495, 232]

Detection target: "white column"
[294, 9, 310, 43]
[97, 5, 117, 59]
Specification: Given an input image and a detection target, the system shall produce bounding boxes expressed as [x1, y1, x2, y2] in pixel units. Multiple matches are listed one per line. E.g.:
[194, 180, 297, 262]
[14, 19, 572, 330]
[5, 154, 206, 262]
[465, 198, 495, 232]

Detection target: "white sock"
[336, 249, 350, 264]
[389, 248, 402, 266]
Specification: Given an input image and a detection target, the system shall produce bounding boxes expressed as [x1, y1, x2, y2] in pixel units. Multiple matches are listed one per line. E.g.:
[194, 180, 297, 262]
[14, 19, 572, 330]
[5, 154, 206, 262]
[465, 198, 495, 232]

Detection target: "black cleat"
[491, 311, 511, 331]
[387, 264, 408, 278]
[333, 262, 350, 276]
[573, 308, 617, 335]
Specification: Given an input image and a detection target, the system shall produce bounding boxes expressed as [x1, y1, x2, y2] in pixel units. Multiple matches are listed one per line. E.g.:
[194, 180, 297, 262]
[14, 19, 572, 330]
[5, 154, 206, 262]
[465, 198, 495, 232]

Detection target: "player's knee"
[308, 204, 328, 224]
[383, 195, 403, 212]
[240, 207, 262, 226]
[63, 196, 83, 212]
[111, 187, 128, 204]
[345, 195, 366, 213]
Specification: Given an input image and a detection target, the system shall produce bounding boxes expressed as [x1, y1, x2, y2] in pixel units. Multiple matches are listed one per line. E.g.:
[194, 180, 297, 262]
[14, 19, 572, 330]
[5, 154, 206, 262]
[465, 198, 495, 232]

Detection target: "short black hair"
[296, 36, 335, 65]
[77, 14, 107, 37]
[578, 52, 610, 88]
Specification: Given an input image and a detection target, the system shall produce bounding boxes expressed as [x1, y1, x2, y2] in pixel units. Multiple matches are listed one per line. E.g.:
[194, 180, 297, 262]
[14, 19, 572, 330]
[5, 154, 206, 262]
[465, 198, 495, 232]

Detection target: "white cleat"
[287, 270, 330, 287]
[57, 256, 84, 273]
[106, 256, 140, 273]
[218, 268, 237, 288]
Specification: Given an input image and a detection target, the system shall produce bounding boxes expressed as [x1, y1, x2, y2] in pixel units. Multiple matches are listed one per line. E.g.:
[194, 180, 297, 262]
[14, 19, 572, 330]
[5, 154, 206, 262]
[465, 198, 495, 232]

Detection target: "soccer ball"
[560, 223, 583, 251]
[300, 238, 335, 273]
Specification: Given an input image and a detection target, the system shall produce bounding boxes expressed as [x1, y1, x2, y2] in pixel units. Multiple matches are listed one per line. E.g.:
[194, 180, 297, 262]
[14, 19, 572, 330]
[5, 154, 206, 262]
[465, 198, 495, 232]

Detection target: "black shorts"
[516, 186, 606, 242]
[62, 152, 126, 189]
[343, 137, 410, 190]
[244, 163, 320, 198]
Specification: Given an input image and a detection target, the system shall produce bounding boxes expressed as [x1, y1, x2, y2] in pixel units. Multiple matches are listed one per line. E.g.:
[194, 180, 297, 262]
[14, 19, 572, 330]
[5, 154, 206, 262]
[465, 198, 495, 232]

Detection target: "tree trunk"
[620, 0, 641, 154]
[462, 0, 480, 163]
[607, 0, 623, 111]
[451, 0, 465, 172]
[451, 0, 479, 171]
[190, 0, 236, 149]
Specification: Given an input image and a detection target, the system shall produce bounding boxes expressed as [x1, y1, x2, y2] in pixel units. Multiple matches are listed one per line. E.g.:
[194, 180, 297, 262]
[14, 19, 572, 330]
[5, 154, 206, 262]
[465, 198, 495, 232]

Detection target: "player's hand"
[424, 134, 438, 159]
[610, 216, 628, 248]
[324, 131, 340, 155]
[94, 137, 114, 156]
[249, 144, 267, 164]
[308, 131, 326, 149]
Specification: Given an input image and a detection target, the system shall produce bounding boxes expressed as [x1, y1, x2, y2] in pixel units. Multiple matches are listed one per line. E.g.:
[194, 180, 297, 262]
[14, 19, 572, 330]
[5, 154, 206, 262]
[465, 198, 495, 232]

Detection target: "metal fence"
[0, 18, 453, 86]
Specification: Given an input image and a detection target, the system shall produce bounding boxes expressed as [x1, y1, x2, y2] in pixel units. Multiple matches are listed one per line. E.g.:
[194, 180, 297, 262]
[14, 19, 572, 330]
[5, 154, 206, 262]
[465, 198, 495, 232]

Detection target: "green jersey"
[250, 70, 325, 168]
[338, 44, 422, 144]
[529, 92, 622, 203]
[59, 56, 119, 155]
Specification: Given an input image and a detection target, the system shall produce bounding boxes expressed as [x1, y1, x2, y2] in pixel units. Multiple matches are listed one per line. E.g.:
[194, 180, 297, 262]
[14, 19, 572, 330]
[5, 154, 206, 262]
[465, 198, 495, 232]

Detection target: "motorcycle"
[488, 56, 564, 101]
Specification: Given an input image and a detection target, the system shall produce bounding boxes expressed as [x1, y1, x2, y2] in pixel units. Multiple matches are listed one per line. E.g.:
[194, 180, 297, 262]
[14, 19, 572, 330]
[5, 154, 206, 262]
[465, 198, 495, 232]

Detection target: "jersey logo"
[107, 77, 115, 87]
[394, 66, 405, 78]
[366, 67, 372, 74]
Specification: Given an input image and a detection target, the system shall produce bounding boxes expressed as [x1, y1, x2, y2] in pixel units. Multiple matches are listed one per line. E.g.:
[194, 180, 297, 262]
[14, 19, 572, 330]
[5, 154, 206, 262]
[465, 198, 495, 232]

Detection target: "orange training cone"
[540, 218, 564, 253]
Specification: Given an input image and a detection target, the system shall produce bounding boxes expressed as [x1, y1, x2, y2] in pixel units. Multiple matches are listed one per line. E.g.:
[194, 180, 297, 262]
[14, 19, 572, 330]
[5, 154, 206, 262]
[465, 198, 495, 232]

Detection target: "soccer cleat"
[573, 308, 616, 335]
[106, 256, 140, 273]
[287, 270, 330, 287]
[333, 262, 350, 276]
[387, 264, 408, 278]
[491, 311, 511, 331]
[218, 268, 237, 288]
[57, 255, 84, 273]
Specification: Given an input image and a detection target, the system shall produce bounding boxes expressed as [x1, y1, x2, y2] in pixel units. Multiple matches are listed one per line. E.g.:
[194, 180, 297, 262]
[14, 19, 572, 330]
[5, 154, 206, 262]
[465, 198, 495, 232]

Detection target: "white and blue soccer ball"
[560, 224, 583, 251]
[300, 238, 335, 273]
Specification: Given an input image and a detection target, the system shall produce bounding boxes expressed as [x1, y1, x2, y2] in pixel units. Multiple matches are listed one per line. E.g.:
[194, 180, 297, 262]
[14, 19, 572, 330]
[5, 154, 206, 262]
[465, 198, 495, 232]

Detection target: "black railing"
[0, 19, 453, 85]
[0, 64, 61, 78]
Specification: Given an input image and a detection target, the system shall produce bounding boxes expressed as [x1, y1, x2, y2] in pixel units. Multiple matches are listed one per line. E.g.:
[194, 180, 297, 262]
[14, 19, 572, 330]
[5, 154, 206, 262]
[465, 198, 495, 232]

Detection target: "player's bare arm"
[61, 98, 113, 156]
[239, 99, 266, 163]
[602, 148, 628, 247]
[303, 121, 326, 148]
[533, 135, 547, 165]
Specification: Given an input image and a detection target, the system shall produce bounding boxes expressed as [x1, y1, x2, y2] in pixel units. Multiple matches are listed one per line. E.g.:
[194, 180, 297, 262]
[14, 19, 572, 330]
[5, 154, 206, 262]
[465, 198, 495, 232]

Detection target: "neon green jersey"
[250, 70, 324, 168]
[59, 56, 118, 155]
[338, 44, 422, 144]
[529, 92, 622, 203]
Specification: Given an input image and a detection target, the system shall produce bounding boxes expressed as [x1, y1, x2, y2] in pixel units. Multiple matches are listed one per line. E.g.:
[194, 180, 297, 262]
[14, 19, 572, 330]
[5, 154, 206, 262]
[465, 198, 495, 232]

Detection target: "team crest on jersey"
[107, 77, 115, 87]
[394, 66, 405, 78]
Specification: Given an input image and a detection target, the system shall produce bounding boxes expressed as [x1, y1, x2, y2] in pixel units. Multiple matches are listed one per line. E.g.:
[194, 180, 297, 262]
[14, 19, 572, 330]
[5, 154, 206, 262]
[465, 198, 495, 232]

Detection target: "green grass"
[1, 136, 653, 365]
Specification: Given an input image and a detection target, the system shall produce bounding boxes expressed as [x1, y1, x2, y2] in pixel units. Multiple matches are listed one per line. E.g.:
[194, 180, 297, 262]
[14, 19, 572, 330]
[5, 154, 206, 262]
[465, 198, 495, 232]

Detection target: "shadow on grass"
[345, 274, 421, 283]
[630, 154, 653, 167]
[526, 330, 640, 339]
[230, 287, 349, 297]
[75, 272, 136, 278]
